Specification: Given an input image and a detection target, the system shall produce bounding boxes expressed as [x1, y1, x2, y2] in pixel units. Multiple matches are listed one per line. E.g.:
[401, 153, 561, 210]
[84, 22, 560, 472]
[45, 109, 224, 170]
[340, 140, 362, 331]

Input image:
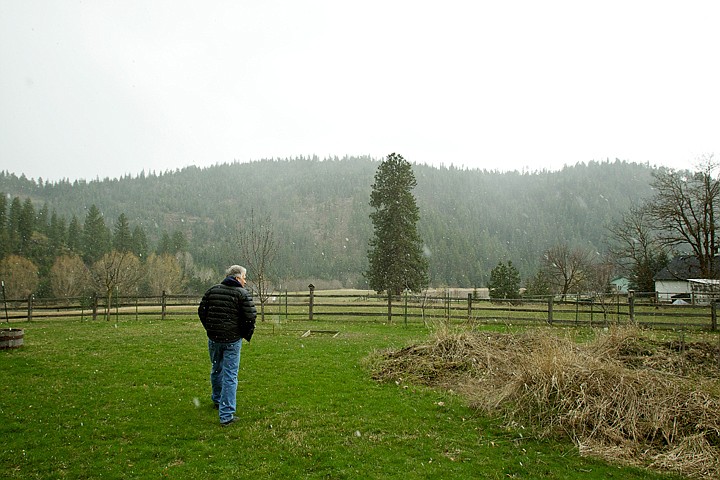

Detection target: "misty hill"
[0, 157, 657, 289]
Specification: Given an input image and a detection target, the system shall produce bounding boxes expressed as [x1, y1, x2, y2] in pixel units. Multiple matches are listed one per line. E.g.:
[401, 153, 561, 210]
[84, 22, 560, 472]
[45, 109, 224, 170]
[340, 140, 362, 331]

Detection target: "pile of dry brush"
[368, 326, 720, 479]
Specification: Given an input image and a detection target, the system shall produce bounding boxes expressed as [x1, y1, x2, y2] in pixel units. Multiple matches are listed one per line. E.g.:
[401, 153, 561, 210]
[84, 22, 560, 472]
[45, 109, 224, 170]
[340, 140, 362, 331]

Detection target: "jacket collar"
[221, 276, 243, 288]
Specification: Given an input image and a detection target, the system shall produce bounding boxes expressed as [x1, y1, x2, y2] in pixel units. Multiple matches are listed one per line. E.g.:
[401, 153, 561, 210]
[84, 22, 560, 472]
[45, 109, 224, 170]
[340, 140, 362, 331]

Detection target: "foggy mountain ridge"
[0, 157, 658, 288]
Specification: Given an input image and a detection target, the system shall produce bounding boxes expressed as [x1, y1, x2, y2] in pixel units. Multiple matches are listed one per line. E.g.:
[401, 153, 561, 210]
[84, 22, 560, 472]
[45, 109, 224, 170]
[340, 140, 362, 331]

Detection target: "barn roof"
[653, 255, 720, 281]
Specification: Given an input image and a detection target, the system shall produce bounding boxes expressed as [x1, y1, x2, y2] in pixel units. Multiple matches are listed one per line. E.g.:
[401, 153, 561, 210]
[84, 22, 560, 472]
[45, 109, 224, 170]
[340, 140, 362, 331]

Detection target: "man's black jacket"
[198, 276, 257, 342]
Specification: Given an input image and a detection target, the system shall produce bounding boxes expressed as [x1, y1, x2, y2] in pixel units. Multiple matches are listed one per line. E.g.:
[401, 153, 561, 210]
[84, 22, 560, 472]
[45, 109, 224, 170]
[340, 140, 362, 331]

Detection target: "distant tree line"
[0, 194, 210, 302]
[4, 155, 708, 300]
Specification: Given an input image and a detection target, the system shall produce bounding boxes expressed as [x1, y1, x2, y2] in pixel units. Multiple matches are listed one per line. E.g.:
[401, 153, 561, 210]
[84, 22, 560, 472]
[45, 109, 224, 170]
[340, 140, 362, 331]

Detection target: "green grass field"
[1, 317, 683, 479]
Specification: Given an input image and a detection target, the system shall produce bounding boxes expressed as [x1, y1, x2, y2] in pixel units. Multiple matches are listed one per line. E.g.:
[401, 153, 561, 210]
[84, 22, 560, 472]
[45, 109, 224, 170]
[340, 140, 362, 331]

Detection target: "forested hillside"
[0, 157, 657, 290]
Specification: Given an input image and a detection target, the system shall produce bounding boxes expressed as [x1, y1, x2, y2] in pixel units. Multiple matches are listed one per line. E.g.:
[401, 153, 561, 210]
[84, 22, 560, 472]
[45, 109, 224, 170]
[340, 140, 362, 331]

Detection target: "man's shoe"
[220, 416, 238, 427]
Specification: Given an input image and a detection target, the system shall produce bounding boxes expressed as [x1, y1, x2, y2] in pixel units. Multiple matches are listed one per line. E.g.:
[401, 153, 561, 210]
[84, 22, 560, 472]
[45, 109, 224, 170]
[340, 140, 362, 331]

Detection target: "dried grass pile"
[369, 327, 720, 479]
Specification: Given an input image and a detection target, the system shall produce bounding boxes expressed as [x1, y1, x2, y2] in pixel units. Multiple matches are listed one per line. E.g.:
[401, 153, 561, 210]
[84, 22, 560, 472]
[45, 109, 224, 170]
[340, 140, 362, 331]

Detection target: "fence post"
[547, 296, 553, 325]
[628, 290, 635, 324]
[387, 292, 393, 324]
[446, 291, 451, 321]
[467, 293, 472, 321]
[308, 284, 315, 321]
[161, 290, 167, 320]
[92, 293, 98, 321]
[712, 301, 717, 331]
[27, 294, 33, 321]
[1, 281, 8, 323]
[575, 293, 580, 325]
[404, 290, 408, 326]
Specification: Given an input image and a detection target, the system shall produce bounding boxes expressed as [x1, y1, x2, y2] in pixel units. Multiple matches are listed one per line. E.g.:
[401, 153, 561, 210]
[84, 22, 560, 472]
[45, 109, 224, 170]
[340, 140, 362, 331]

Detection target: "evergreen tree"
[0, 193, 7, 259]
[488, 260, 521, 299]
[7, 196, 22, 254]
[48, 210, 67, 251]
[82, 204, 111, 264]
[525, 269, 552, 297]
[67, 215, 82, 254]
[155, 229, 188, 255]
[156, 232, 172, 255]
[131, 225, 149, 260]
[171, 229, 188, 253]
[37, 202, 50, 235]
[18, 198, 35, 255]
[113, 213, 132, 252]
[366, 153, 428, 295]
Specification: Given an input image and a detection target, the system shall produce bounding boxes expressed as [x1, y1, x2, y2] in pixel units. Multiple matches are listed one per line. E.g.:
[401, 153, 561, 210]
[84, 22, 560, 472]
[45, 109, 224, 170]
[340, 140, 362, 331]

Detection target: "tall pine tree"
[48, 210, 67, 251]
[131, 225, 148, 260]
[18, 198, 35, 255]
[0, 193, 7, 259]
[7, 197, 22, 254]
[113, 213, 132, 252]
[82, 205, 111, 264]
[67, 215, 82, 254]
[366, 153, 428, 295]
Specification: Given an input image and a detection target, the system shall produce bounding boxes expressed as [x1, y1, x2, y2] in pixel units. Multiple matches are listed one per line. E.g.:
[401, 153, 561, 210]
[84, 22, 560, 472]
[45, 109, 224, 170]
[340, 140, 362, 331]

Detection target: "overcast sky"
[1, 1, 719, 182]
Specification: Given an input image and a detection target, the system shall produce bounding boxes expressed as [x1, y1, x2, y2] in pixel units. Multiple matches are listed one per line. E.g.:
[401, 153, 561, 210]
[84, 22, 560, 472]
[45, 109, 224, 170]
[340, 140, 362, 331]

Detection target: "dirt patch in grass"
[368, 326, 720, 479]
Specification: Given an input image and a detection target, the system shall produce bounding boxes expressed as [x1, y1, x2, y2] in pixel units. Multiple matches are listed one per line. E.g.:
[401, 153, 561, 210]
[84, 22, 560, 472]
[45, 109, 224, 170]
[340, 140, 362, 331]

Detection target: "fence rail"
[2, 288, 719, 331]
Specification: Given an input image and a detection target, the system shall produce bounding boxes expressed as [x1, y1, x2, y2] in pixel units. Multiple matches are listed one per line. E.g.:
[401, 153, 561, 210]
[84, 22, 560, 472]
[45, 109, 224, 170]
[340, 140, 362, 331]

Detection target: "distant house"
[610, 276, 629, 294]
[654, 255, 720, 303]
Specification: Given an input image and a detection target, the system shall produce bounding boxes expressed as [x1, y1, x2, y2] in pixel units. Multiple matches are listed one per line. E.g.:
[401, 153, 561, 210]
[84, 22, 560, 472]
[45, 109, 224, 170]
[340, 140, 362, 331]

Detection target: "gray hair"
[225, 265, 247, 277]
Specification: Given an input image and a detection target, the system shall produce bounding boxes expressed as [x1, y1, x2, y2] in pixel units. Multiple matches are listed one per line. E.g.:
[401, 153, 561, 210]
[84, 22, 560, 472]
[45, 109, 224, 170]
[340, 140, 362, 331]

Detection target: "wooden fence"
[2, 288, 719, 331]
[0, 291, 203, 322]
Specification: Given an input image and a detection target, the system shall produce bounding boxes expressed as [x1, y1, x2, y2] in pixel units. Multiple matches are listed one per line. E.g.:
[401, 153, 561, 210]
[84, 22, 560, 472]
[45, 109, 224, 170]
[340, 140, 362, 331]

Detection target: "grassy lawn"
[1, 317, 683, 479]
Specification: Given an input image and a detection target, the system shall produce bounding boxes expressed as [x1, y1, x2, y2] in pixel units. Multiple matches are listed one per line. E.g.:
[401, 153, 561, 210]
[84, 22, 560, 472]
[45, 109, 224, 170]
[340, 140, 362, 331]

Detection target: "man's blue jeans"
[208, 338, 242, 423]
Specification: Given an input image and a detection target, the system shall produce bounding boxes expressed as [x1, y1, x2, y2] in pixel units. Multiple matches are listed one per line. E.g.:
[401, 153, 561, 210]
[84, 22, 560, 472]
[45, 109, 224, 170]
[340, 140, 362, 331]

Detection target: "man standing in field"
[198, 265, 257, 426]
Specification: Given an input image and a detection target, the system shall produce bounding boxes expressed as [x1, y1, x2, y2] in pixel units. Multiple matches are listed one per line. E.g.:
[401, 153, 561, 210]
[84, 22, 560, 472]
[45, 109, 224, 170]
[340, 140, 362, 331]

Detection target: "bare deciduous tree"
[50, 254, 90, 299]
[543, 243, 594, 299]
[585, 258, 616, 322]
[239, 211, 278, 322]
[0, 255, 38, 299]
[145, 253, 182, 295]
[607, 206, 669, 292]
[174, 251, 196, 292]
[647, 155, 720, 278]
[91, 250, 143, 319]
